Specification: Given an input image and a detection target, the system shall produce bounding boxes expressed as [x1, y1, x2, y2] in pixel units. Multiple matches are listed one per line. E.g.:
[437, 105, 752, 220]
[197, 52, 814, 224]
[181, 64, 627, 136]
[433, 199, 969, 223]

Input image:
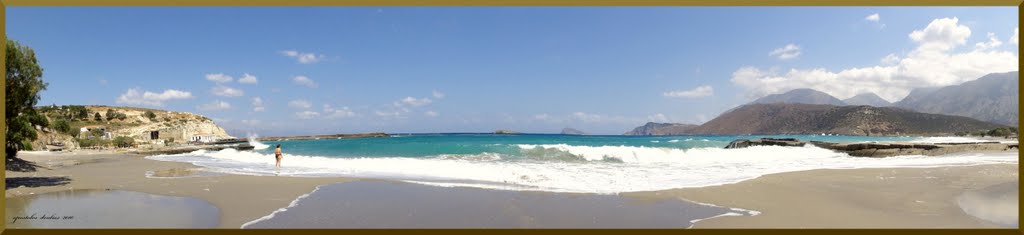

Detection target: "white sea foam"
[240, 184, 325, 228]
[247, 134, 270, 150]
[147, 145, 1019, 194]
[668, 140, 680, 143]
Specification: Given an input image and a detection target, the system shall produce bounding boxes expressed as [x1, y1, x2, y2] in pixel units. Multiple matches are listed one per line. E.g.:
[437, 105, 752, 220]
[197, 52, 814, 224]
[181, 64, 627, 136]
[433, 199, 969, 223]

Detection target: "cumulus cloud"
[974, 32, 1004, 50]
[116, 88, 193, 107]
[251, 97, 265, 112]
[1011, 27, 1018, 45]
[425, 111, 439, 117]
[432, 90, 446, 99]
[664, 85, 714, 98]
[211, 85, 245, 97]
[769, 44, 802, 60]
[295, 111, 320, 119]
[731, 17, 1018, 102]
[238, 73, 258, 84]
[399, 97, 433, 107]
[197, 101, 232, 111]
[289, 99, 313, 109]
[909, 17, 971, 51]
[647, 113, 671, 123]
[280, 50, 325, 64]
[292, 76, 318, 88]
[865, 13, 880, 22]
[323, 104, 356, 119]
[881, 53, 900, 65]
[205, 73, 233, 83]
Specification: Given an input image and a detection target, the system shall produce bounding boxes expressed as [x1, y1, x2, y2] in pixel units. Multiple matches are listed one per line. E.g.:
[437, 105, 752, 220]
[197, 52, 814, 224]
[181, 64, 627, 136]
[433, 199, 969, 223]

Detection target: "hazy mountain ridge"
[686, 103, 1006, 136]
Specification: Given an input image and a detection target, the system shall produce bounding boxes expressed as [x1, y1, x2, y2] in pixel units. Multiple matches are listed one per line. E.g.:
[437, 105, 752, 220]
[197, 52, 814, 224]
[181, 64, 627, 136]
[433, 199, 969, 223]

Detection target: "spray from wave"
[247, 134, 270, 150]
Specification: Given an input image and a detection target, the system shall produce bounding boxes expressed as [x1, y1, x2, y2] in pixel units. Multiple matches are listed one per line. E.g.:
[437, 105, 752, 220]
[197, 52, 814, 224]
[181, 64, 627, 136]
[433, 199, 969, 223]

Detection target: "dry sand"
[626, 164, 1018, 228]
[5, 151, 351, 228]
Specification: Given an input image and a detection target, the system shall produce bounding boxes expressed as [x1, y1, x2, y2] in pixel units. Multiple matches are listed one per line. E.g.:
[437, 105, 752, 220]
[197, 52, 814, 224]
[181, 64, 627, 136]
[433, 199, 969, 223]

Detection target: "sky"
[7, 7, 1019, 136]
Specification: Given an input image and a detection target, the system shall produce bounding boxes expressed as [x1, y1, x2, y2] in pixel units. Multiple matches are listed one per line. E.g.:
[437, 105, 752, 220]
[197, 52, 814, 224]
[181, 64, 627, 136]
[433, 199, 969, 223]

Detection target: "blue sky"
[7, 7, 1019, 136]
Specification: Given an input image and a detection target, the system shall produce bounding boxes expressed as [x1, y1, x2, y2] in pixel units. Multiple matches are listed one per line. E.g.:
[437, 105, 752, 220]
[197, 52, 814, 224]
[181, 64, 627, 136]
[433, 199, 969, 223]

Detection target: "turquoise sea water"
[149, 134, 1017, 194]
[256, 134, 917, 159]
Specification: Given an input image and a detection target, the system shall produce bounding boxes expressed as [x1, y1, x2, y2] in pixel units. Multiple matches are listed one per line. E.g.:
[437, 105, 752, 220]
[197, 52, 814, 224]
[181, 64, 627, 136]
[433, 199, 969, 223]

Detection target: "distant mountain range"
[687, 103, 1006, 136]
[622, 122, 699, 136]
[893, 71, 1018, 126]
[624, 71, 1017, 135]
[843, 93, 892, 107]
[751, 88, 846, 106]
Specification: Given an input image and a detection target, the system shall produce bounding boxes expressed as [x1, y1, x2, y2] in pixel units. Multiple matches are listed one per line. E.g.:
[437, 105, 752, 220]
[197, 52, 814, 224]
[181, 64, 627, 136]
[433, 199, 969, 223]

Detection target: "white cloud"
[211, 85, 245, 97]
[865, 13, 880, 22]
[533, 113, 550, 120]
[323, 105, 356, 119]
[909, 17, 971, 51]
[197, 101, 232, 111]
[98, 79, 108, 86]
[280, 50, 325, 64]
[974, 32, 1003, 50]
[205, 73, 233, 83]
[731, 17, 1018, 102]
[295, 111, 320, 119]
[664, 85, 714, 98]
[288, 99, 312, 109]
[769, 44, 802, 60]
[292, 76, 318, 88]
[115, 88, 193, 107]
[880, 53, 900, 65]
[251, 97, 265, 112]
[400, 97, 433, 107]
[425, 111, 439, 117]
[432, 90, 446, 99]
[647, 113, 670, 123]
[1011, 27, 1018, 45]
[375, 110, 403, 118]
[238, 73, 258, 84]
[240, 119, 261, 126]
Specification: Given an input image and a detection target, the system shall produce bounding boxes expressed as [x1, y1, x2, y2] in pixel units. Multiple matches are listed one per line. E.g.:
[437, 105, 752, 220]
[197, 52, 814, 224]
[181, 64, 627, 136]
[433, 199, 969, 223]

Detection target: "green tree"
[53, 119, 72, 135]
[112, 136, 134, 148]
[6, 39, 48, 159]
[105, 109, 116, 121]
[94, 112, 102, 121]
[144, 110, 157, 121]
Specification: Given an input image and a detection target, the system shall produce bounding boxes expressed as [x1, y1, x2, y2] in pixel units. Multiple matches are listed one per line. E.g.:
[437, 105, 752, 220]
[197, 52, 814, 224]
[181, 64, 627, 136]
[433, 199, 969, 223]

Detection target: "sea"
[148, 134, 1018, 194]
[144, 134, 1019, 228]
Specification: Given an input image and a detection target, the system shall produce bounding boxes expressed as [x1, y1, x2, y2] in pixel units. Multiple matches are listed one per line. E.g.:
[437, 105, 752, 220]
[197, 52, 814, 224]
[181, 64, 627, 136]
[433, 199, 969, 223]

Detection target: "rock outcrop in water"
[725, 138, 1018, 157]
[560, 128, 586, 135]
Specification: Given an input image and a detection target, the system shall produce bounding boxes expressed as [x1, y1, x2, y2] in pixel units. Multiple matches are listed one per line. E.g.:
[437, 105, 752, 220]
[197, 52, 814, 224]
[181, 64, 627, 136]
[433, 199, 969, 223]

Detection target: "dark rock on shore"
[725, 138, 805, 149]
[724, 137, 1017, 158]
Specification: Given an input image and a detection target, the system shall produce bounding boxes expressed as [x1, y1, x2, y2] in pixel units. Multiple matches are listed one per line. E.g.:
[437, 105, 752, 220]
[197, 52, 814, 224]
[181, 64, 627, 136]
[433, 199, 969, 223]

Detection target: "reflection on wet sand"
[6, 189, 219, 228]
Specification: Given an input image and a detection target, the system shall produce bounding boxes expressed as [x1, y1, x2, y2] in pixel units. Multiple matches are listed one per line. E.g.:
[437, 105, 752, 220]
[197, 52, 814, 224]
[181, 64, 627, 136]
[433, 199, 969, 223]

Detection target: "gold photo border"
[0, 1, 1020, 235]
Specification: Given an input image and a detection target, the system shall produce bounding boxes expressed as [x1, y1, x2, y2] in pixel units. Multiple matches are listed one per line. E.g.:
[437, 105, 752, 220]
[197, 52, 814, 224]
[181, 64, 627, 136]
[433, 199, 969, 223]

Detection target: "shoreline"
[5, 149, 1019, 228]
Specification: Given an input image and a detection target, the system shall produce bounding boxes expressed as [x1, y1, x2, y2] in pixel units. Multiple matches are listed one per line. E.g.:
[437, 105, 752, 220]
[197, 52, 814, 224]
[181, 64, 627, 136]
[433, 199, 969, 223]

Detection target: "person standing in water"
[274, 144, 283, 169]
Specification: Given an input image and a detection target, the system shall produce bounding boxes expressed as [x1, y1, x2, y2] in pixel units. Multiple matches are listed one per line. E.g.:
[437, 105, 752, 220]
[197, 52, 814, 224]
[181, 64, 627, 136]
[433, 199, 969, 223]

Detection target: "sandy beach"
[628, 163, 1018, 228]
[5, 150, 1019, 228]
[5, 151, 352, 228]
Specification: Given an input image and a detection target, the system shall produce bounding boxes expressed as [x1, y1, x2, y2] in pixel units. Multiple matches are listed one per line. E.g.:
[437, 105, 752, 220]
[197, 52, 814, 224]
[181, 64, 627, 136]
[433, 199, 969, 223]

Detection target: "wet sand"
[243, 180, 748, 228]
[627, 164, 1018, 228]
[5, 151, 351, 228]
[6, 189, 219, 228]
[5, 150, 1019, 228]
